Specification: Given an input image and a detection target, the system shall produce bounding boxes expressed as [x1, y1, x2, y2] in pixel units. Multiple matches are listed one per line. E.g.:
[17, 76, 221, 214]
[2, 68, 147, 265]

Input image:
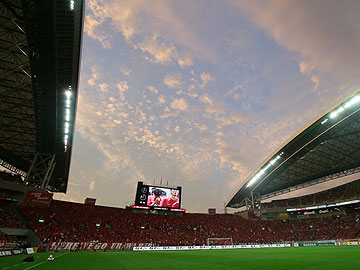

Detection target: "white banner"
[335, 241, 359, 246]
[49, 242, 152, 251]
[133, 243, 290, 251]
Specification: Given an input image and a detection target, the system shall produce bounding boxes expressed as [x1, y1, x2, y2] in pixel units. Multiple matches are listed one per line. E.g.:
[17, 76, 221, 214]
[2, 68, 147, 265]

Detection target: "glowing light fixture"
[330, 111, 338, 118]
[330, 93, 360, 120]
[344, 94, 360, 108]
[65, 90, 72, 98]
[247, 154, 282, 187]
[70, 0, 75, 10]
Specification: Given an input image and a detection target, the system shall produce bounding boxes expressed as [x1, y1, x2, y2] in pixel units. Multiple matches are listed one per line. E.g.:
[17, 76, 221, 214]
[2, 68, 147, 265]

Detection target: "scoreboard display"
[134, 181, 183, 211]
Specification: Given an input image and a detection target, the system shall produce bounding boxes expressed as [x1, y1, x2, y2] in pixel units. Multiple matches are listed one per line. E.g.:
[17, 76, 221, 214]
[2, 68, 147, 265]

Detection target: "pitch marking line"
[23, 253, 68, 270]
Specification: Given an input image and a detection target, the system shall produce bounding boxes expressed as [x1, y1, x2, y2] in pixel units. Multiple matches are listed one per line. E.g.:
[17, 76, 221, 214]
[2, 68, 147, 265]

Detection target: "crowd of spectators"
[16, 200, 360, 245]
[0, 205, 25, 229]
[0, 231, 18, 243]
[0, 204, 26, 246]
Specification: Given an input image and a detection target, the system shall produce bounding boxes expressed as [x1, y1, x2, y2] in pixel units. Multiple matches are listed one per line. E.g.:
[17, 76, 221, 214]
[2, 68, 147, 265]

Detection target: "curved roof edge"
[226, 88, 360, 208]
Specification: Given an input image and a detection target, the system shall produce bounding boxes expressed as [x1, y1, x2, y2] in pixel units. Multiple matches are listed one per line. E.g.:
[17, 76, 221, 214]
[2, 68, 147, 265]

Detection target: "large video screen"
[135, 182, 182, 209]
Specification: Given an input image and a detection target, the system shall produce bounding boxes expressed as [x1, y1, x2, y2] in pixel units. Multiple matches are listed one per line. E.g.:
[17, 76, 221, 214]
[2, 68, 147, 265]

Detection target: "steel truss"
[24, 153, 56, 189]
[245, 191, 261, 210]
[0, 0, 36, 168]
[0, 0, 56, 189]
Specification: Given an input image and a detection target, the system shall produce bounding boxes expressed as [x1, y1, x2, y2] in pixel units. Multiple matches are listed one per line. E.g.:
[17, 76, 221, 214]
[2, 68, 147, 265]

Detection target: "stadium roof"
[226, 90, 360, 208]
[0, 0, 84, 192]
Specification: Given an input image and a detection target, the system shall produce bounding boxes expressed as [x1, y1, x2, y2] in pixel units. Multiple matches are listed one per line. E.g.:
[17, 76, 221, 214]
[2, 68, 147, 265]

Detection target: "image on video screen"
[146, 186, 180, 208]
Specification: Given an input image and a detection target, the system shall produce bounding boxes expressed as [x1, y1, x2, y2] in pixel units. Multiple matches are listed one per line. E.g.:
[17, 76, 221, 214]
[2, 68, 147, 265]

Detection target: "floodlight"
[329, 111, 338, 119]
[70, 0, 75, 10]
[344, 95, 360, 108]
[65, 90, 72, 98]
[247, 174, 260, 187]
[270, 155, 281, 165]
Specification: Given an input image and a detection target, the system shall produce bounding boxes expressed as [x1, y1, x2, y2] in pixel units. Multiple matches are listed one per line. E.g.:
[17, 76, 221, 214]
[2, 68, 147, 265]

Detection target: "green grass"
[1, 246, 360, 270]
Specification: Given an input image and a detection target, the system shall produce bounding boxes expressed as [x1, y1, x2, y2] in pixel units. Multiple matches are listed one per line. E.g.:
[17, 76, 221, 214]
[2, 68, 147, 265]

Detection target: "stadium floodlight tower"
[0, 0, 84, 193]
[226, 89, 360, 211]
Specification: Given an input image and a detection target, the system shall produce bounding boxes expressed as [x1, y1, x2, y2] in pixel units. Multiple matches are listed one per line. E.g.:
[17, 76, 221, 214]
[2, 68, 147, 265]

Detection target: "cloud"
[216, 112, 247, 125]
[170, 98, 188, 111]
[98, 0, 139, 41]
[199, 94, 213, 105]
[84, 14, 111, 49]
[234, 0, 360, 83]
[135, 35, 194, 67]
[89, 180, 95, 190]
[85, 0, 216, 65]
[157, 95, 166, 104]
[205, 100, 226, 115]
[163, 74, 182, 89]
[99, 83, 109, 92]
[147, 85, 158, 94]
[177, 55, 193, 67]
[200, 72, 214, 89]
[87, 66, 99, 86]
[214, 142, 248, 174]
[137, 36, 176, 64]
[116, 81, 129, 100]
[120, 67, 132, 77]
[311, 75, 320, 95]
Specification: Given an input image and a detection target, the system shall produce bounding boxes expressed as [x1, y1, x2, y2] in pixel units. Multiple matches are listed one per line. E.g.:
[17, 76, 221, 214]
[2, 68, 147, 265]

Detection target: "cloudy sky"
[54, 0, 360, 213]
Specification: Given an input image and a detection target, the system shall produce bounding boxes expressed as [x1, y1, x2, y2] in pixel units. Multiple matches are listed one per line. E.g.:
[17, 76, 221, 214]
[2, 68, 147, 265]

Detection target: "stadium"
[1, 1, 360, 269]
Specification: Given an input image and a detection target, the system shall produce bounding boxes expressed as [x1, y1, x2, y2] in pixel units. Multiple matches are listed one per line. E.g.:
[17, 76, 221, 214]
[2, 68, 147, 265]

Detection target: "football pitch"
[1, 246, 359, 270]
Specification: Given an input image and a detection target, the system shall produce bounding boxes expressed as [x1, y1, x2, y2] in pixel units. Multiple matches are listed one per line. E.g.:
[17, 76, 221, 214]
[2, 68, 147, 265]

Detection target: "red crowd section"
[0, 231, 17, 243]
[0, 206, 25, 229]
[6, 200, 358, 245]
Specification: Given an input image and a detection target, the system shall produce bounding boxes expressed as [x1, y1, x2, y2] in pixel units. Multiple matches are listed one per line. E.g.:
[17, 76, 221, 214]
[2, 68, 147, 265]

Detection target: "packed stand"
[0, 205, 25, 229]
[0, 231, 18, 243]
[15, 200, 360, 246]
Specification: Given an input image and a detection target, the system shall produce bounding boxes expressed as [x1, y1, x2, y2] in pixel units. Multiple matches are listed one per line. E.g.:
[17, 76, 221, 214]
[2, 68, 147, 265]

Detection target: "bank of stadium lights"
[321, 94, 360, 125]
[246, 153, 283, 188]
[70, 0, 75, 10]
[64, 87, 72, 152]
